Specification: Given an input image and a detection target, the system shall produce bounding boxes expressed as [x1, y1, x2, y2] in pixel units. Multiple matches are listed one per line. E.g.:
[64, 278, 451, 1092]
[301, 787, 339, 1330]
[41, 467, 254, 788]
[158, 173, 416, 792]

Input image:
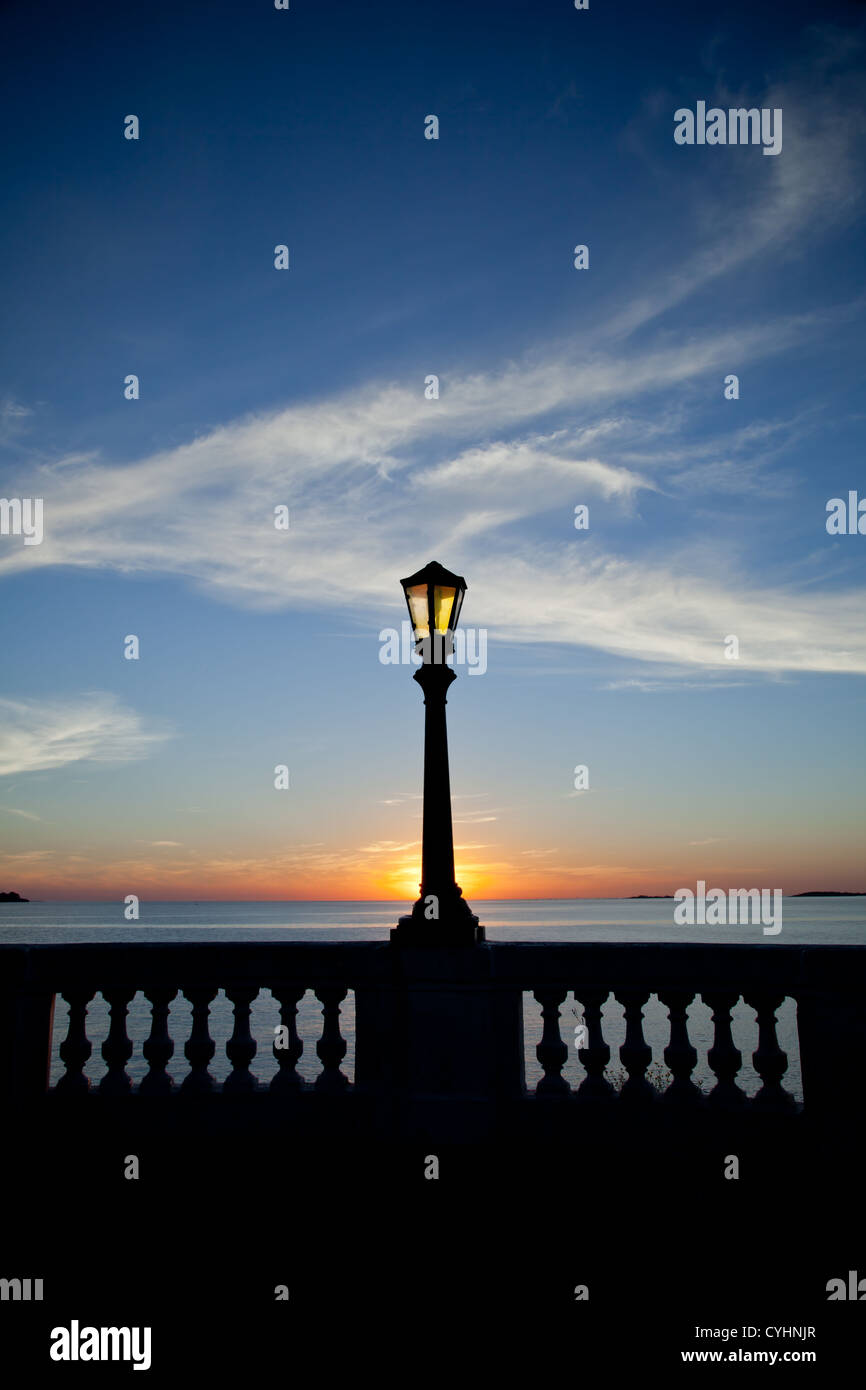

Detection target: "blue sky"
[1, 0, 865, 899]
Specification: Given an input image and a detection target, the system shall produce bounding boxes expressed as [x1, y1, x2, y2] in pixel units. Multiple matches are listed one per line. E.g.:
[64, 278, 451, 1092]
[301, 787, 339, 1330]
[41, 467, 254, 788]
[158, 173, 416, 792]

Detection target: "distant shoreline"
[631, 891, 866, 899]
[5, 891, 864, 905]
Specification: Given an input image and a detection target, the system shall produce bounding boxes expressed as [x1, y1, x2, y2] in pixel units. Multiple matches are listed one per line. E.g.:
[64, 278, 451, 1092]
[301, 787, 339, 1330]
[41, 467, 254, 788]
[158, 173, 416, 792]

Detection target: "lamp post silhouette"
[392, 561, 485, 946]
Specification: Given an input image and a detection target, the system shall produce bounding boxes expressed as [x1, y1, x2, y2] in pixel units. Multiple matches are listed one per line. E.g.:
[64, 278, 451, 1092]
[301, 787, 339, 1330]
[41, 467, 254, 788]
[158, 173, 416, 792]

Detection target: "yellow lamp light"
[400, 561, 467, 651]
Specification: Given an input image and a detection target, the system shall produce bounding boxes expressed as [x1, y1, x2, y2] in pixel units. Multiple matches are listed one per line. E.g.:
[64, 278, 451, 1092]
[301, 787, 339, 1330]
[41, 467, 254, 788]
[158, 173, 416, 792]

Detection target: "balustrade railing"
[525, 985, 797, 1109]
[2, 942, 864, 1137]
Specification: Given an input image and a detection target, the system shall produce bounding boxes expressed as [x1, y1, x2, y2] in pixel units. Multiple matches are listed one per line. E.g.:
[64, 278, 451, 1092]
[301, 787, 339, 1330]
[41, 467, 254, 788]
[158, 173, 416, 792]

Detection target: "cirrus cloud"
[0, 695, 170, 777]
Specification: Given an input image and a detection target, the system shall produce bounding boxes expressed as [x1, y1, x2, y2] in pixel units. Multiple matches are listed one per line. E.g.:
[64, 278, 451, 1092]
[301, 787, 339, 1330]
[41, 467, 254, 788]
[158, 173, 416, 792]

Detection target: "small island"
[0, 891, 28, 902]
[792, 890, 865, 897]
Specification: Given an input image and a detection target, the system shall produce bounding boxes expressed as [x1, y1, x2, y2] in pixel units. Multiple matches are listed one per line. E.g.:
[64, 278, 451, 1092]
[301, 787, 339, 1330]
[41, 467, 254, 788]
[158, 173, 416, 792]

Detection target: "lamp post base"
[391, 888, 485, 946]
[391, 918, 485, 946]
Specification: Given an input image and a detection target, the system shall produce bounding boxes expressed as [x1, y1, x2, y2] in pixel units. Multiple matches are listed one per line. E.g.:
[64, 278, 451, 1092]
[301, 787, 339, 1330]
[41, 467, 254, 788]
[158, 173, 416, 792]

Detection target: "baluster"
[270, 985, 306, 1093]
[704, 991, 746, 1108]
[55, 989, 95, 1094]
[618, 990, 655, 1103]
[533, 989, 570, 1096]
[573, 988, 614, 1104]
[181, 986, 218, 1094]
[314, 987, 348, 1093]
[744, 991, 796, 1111]
[658, 990, 703, 1107]
[140, 987, 177, 1095]
[98, 989, 135, 1095]
[223, 985, 259, 1093]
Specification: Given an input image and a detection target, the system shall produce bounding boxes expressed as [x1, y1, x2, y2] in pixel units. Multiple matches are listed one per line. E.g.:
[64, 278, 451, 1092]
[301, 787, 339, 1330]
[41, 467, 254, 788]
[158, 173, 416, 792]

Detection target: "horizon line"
[5, 891, 864, 905]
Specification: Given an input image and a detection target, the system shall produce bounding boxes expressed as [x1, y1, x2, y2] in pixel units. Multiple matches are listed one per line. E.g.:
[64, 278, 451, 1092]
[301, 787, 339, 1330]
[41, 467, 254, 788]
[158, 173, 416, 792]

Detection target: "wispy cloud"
[358, 840, 420, 854]
[608, 39, 866, 339]
[0, 848, 55, 862]
[2, 317, 862, 675]
[0, 396, 34, 446]
[0, 696, 170, 777]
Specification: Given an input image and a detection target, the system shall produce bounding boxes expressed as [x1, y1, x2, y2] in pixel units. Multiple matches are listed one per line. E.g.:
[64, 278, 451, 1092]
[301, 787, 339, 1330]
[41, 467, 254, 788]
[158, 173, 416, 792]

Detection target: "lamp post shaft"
[417, 663, 457, 899]
[392, 651, 483, 945]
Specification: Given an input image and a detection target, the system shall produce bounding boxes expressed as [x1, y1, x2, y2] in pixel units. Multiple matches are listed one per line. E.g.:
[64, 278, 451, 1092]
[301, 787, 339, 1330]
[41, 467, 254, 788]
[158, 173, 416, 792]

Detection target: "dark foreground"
[3, 938, 864, 1373]
[2, 1112, 863, 1377]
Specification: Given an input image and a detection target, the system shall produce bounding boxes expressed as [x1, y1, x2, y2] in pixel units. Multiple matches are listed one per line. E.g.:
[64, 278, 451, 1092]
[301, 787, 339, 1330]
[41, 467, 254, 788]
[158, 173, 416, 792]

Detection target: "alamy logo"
[826, 492, 866, 535]
[0, 497, 43, 545]
[379, 621, 487, 674]
[826, 1270, 866, 1300]
[1, 1276, 43, 1300]
[674, 102, 782, 156]
[674, 881, 782, 935]
[49, 1320, 152, 1371]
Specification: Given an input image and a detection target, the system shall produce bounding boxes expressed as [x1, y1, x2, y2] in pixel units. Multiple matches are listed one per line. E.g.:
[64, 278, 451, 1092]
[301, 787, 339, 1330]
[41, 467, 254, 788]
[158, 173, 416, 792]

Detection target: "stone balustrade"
[2, 941, 863, 1140]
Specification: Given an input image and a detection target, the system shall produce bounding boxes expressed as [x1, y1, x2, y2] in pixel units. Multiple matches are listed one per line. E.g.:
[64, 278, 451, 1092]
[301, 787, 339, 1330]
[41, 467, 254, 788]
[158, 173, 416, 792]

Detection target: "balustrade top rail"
[4, 939, 866, 989]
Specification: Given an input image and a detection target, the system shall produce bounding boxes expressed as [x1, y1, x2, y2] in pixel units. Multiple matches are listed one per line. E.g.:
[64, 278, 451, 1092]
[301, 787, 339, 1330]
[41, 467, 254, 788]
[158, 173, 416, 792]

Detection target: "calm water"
[2, 895, 864, 942]
[3, 898, 864, 1100]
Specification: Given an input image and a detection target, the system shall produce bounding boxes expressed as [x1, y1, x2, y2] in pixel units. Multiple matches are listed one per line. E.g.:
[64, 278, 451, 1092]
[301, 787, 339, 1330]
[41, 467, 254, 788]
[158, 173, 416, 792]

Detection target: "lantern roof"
[400, 560, 467, 592]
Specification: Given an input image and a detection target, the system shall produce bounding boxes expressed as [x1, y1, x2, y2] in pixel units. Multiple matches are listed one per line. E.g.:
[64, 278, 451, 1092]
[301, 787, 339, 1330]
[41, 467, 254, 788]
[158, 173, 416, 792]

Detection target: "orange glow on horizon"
[6, 842, 865, 903]
[373, 859, 494, 903]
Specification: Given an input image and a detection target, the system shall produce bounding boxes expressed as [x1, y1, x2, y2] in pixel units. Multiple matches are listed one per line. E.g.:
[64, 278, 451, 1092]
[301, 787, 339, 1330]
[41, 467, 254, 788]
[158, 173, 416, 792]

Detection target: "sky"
[1, 0, 865, 903]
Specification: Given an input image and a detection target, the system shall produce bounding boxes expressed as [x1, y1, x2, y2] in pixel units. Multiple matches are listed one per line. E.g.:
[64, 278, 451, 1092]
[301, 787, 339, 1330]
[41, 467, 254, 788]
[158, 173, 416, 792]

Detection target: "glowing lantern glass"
[400, 561, 467, 651]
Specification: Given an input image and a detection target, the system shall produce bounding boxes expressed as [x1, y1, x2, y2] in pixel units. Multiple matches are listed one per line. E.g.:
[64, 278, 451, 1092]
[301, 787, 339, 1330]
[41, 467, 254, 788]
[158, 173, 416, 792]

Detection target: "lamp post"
[391, 561, 484, 946]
